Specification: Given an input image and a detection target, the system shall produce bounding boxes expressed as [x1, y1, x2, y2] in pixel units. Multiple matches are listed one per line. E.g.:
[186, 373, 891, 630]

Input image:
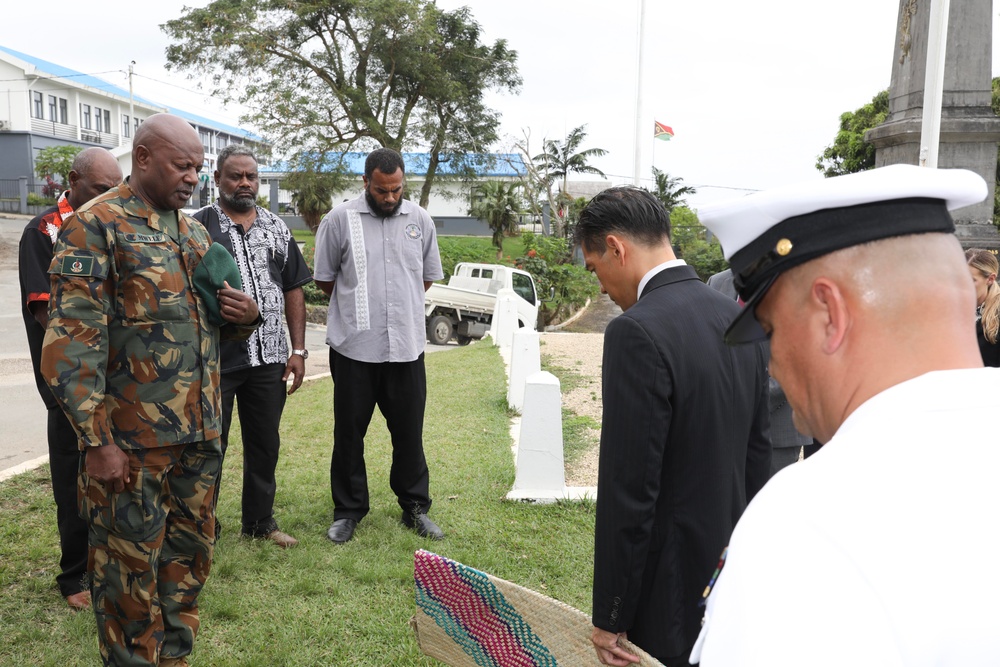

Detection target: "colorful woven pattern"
[412, 550, 663, 667]
[415, 550, 556, 666]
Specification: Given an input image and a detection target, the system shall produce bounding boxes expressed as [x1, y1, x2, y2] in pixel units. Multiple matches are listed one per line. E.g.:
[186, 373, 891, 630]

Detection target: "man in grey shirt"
[314, 148, 445, 544]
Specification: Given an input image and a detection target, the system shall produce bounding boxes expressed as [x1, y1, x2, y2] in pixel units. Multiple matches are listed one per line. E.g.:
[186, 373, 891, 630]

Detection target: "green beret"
[193, 243, 243, 327]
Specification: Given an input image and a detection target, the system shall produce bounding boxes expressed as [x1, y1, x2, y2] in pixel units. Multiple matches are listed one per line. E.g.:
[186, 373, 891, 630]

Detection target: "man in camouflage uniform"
[18, 147, 121, 610]
[41, 113, 260, 667]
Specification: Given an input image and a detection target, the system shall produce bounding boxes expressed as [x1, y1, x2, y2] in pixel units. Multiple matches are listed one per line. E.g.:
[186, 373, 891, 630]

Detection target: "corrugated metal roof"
[0, 45, 263, 142]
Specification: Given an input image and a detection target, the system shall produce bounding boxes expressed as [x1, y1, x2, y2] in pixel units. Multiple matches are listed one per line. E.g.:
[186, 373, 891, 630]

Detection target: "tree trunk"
[419, 152, 440, 210]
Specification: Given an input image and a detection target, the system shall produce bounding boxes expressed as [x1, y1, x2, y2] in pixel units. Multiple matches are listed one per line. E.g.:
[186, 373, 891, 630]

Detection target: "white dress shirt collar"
[638, 259, 687, 300]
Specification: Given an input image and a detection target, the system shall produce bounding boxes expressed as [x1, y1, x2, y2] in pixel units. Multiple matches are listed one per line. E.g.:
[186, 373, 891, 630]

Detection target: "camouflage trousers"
[79, 439, 221, 666]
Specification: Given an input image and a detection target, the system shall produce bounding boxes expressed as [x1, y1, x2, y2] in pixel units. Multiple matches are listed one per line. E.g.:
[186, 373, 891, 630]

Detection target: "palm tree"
[650, 167, 697, 213]
[470, 180, 523, 259]
[533, 125, 607, 236]
[283, 167, 347, 232]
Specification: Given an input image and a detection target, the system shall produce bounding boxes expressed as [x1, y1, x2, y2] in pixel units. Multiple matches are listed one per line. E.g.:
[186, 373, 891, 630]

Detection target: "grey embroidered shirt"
[314, 194, 443, 363]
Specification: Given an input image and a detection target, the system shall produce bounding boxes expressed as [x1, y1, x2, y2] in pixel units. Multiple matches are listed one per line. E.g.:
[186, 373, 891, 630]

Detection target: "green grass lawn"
[0, 343, 596, 666]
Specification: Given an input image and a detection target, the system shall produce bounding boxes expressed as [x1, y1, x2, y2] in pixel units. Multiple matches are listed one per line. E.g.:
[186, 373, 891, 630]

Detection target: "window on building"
[32, 91, 43, 119]
[199, 130, 211, 153]
[48, 96, 57, 121]
[81, 104, 91, 129]
[103, 110, 111, 134]
[59, 98, 68, 124]
[94, 106, 103, 133]
[217, 134, 228, 150]
[123, 114, 130, 138]
[135, 117, 141, 133]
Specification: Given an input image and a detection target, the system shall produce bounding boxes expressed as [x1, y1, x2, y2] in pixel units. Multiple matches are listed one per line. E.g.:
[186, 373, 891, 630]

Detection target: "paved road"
[0, 213, 453, 478]
[555, 293, 622, 334]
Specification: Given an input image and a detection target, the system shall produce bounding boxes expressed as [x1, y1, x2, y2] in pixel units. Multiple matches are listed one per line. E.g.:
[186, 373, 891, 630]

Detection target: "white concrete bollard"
[493, 288, 519, 362]
[511, 371, 565, 497]
[507, 330, 541, 412]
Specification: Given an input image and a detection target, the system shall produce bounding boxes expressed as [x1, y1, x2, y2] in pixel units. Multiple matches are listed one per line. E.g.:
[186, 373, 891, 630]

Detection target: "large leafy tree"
[533, 125, 607, 236]
[649, 167, 696, 213]
[815, 90, 889, 177]
[161, 0, 520, 209]
[469, 180, 522, 259]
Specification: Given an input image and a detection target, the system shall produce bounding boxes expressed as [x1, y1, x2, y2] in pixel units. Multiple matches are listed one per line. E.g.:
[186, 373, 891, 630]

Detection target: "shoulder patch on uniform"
[58, 256, 96, 276]
[123, 232, 168, 243]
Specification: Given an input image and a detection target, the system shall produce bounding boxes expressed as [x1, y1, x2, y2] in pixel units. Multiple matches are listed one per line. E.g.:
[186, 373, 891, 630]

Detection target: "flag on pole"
[654, 121, 674, 141]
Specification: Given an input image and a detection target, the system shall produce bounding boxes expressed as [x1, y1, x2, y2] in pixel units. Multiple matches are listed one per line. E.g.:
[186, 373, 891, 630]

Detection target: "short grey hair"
[217, 143, 257, 173]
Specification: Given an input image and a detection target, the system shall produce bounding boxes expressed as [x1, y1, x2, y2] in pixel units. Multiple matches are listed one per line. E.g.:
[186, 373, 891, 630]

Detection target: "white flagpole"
[919, 0, 950, 168]
[632, 0, 647, 186]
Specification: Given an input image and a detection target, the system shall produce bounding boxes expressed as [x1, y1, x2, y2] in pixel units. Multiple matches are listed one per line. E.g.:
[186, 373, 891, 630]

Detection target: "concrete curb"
[0, 454, 49, 483]
[543, 298, 592, 332]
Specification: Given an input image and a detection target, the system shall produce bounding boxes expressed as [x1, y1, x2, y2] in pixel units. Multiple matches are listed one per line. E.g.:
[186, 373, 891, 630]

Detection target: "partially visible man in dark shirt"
[194, 144, 312, 548]
[17, 146, 121, 610]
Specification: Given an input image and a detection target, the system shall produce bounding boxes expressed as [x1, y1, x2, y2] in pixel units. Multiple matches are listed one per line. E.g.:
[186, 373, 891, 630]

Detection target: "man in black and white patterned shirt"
[194, 144, 312, 548]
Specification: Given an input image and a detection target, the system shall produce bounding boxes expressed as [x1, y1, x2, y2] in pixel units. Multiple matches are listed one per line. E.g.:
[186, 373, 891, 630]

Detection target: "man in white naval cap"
[690, 164, 1000, 666]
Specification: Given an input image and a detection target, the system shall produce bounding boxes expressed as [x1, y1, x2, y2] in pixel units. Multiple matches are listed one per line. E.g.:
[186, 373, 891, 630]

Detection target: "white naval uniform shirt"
[313, 194, 443, 363]
[692, 368, 1000, 666]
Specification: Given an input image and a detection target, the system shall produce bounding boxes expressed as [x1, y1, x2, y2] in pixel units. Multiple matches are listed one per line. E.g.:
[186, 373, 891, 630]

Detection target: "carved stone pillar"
[867, 0, 1000, 248]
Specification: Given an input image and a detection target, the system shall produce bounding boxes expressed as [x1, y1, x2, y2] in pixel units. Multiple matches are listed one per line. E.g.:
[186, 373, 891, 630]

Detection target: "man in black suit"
[577, 187, 771, 666]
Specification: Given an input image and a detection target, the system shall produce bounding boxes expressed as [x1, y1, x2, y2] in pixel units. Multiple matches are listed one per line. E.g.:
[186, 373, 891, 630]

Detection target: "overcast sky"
[3, 1, 998, 208]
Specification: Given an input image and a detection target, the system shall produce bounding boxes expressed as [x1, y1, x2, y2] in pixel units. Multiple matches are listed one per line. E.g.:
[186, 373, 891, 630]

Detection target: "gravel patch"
[539, 332, 603, 487]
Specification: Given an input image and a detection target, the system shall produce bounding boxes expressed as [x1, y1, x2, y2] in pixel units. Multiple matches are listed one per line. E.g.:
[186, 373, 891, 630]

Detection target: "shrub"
[516, 232, 599, 326]
[298, 238, 328, 306]
[27, 192, 56, 207]
[437, 237, 499, 280]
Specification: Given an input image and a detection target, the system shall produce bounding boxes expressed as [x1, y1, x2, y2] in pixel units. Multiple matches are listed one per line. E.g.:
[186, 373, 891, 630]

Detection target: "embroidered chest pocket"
[115, 232, 188, 323]
[401, 233, 423, 272]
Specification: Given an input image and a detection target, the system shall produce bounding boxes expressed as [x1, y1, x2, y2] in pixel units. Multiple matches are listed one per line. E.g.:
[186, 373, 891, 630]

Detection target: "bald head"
[756, 232, 981, 443]
[130, 113, 204, 211]
[67, 148, 122, 211]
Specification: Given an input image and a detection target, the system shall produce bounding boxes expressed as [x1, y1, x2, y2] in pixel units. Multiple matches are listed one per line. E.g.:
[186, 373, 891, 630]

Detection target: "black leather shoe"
[326, 518, 358, 544]
[402, 512, 444, 540]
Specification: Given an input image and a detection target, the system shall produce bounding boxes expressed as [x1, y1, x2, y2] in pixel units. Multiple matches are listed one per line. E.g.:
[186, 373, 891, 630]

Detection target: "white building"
[0, 44, 263, 210]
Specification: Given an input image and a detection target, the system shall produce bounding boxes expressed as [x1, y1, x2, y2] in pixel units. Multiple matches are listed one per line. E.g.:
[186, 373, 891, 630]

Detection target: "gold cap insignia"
[776, 239, 793, 256]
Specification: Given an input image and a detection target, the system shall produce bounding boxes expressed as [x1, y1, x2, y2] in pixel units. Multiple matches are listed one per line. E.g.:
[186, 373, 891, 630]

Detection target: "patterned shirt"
[314, 194, 443, 363]
[41, 180, 256, 450]
[194, 203, 312, 372]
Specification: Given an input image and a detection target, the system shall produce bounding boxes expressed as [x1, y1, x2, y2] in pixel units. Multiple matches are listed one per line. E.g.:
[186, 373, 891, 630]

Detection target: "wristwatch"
[291, 349, 309, 360]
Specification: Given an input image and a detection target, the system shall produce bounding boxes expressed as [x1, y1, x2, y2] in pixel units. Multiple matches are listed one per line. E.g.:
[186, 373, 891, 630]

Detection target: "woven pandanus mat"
[412, 550, 664, 667]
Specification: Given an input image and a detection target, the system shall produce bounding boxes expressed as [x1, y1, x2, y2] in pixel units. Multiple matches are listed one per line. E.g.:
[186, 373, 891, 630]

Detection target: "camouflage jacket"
[41, 180, 256, 450]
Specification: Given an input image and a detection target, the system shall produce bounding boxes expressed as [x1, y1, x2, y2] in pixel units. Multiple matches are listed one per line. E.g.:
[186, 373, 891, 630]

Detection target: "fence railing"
[0, 178, 60, 216]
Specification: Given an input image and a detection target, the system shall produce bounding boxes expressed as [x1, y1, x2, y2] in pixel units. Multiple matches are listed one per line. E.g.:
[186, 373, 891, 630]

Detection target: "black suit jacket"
[592, 265, 771, 659]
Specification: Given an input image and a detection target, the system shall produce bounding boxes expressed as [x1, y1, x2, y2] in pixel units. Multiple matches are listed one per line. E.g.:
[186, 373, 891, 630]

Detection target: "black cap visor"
[724, 272, 778, 345]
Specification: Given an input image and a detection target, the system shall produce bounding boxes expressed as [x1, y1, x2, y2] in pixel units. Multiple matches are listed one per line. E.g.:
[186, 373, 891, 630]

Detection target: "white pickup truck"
[425, 262, 540, 345]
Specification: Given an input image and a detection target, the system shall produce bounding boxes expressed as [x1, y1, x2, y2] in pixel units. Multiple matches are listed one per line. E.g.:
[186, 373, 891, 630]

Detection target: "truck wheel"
[427, 316, 453, 345]
[457, 334, 473, 346]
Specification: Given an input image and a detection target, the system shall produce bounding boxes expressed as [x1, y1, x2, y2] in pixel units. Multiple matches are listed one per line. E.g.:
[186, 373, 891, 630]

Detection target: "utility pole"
[128, 61, 135, 143]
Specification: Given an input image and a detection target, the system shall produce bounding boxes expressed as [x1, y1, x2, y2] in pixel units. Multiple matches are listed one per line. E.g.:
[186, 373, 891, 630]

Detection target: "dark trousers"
[330, 349, 431, 521]
[48, 406, 88, 597]
[219, 363, 287, 537]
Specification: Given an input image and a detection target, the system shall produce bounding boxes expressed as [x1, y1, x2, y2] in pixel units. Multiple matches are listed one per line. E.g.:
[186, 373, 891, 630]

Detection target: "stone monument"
[867, 0, 1000, 248]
